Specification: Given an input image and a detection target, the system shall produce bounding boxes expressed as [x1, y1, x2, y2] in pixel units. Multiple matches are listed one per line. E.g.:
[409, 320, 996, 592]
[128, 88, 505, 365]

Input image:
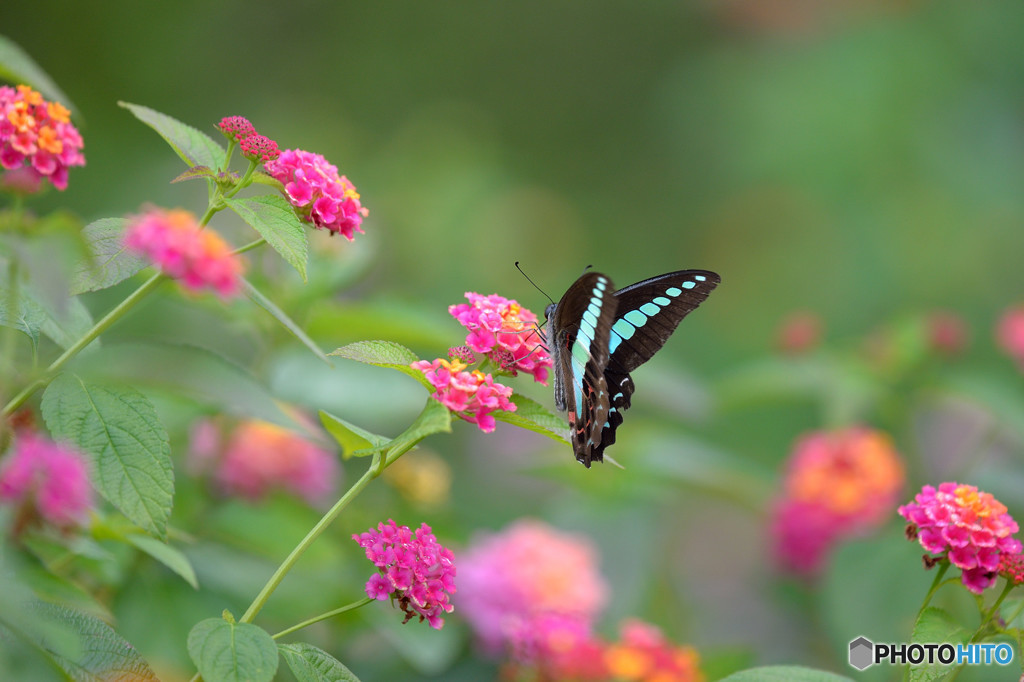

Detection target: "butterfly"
[543, 269, 720, 467]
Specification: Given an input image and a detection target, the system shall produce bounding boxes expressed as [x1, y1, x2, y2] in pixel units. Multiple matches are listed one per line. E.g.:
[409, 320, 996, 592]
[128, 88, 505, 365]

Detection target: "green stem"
[272, 597, 374, 640]
[240, 457, 382, 624]
[1, 271, 166, 416]
[973, 580, 1015, 642]
[917, 561, 951, 618]
[225, 161, 258, 199]
[233, 238, 266, 255]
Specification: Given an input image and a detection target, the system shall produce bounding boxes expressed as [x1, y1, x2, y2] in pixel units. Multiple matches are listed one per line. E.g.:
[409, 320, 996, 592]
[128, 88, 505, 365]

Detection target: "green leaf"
[908, 607, 970, 682]
[719, 666, 855, 682]
[492, 393, 569, 445]
[188, 618, 278, 682]
[118, 101, 224, 169]
[244, 278, 329, 364]
[319, 409, 389, 458]
[172, 165, 217, 183]
[329, 340, 431, 390]
[279, 643, 361, 682]
[41, 374, 174, 541]
[125, 533, 198, 589]
[34, 603, 159, 681]
[224, 196, 308, 281]
[390, 398, 452, 451]
[0, 289, 46, 345]
[0, 35, 78, 115]
[19, 284, 96, 352]
[69, 218, 149, 295]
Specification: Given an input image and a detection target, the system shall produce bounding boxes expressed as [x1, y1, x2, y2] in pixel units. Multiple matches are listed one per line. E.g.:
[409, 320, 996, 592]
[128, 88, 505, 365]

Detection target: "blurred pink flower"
[927, 311, 969, 357]
[0, 432, 93, 528]
[0, 85, 84, 191]
[411, 357, 516, 432]
[124, 207, 243, 299]
[457, 519, 609, 653]
[264, 149, 368, 239]
[997, 306, 1024, 366]
[771, 427, 905, 576]
[189, 418, 339, 505]
[899, 482, 1022, 594]
[503, 613, 608, 682]
[776, 311, 821, 354]
[604, 619, 704, 682]
[353, 520, 456, 629]
[449, 293, 552, 384]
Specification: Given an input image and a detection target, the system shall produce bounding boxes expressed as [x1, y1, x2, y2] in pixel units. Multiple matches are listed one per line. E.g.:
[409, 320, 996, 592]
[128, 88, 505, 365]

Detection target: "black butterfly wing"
[587, 269, 720, 463]
[547, 272, 619, 468]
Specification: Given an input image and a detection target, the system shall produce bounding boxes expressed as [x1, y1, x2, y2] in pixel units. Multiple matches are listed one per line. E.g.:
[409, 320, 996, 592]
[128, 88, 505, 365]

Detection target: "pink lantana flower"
[352, 520, 456, 629]
[457, 519, 609, 654]
[997, 306, 1024, 367]
[899, 482, 1023, 594]
[264, 149, 368, 239]
[449, 293, 553, 384]
[218, 115, 257, 141]
[0, 432, 93, 529]
[411, 358, 516, 432]
[603, 619, 704, 682]
[0, 85, 85, 191]
[771, 427, 905, 577]
[188, 418, 339, 505]
[239, 134, 280, 163]
[123, 207, 244, 299]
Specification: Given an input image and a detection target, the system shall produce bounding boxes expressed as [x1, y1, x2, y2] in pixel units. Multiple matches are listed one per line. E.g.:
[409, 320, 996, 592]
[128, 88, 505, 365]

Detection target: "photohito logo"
[848, 636, 1013, 671]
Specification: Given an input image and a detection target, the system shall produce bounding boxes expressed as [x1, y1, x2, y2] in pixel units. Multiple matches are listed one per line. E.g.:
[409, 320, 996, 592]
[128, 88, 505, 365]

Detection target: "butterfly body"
[545, 270, 720, 467]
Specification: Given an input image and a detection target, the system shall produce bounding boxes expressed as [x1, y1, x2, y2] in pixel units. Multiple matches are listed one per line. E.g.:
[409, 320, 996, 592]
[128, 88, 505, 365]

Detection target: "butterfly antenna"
[514, 261, 555, 306]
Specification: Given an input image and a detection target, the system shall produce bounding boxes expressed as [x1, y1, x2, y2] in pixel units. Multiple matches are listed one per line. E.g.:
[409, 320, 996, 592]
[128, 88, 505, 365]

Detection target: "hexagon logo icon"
[849, 636, 874, 670]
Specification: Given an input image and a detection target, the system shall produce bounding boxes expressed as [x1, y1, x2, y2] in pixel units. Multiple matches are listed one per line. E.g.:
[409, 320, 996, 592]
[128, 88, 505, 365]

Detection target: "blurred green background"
[4, 1, 1024, 680]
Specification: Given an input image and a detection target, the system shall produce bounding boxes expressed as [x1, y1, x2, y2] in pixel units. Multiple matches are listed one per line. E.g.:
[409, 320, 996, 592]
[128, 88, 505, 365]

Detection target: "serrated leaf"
[279, 643, 361, 682]
[69, 218, 149, 295]
[492, 393, 569, 445]
[319, 410, 389, 458]
[245, 278, 329, 364]
[223, 195, 308, 281]
[188, 618, 278, 682]
[0, 35, 78, 115]
[118, 101, 224, 170]
[0, 289, 46, 345]
[34, 602, 159, 681]
[41, 374, 174, 541]
[171, 165, 217, 183]
[908, 607, 970, 682]
[329, 340, 431, 390]
[719, 666, 855, 682]
[125, 534, 198, 589]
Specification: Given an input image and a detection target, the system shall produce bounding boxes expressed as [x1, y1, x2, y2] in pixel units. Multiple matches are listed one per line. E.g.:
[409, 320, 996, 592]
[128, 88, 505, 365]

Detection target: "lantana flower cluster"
[0, 84, 84, 191]
[899, 482, 1023, 594]
[771, 427, 905, 577]
[264, 149, 368, 239]
[411, 357, 515, 433]
[458, 519, 703, 682]
[217, 115, 280, 163]
[123, 207, 244, 299]
[189, 417, 338, 505]
[0, 432, 93, 529]
[449, 293, 553, 384]
[353, 520, 456, 629]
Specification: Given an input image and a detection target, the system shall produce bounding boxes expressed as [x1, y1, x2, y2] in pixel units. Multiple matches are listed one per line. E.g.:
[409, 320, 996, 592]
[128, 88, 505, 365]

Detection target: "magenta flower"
[123, 207, 244, 299]
[449, 293, 553, 385]
[264, 149, 368, 239]
[0, 432, 93, 528]
[899, 482, 1023, 594]
[239, 134, 280, 163]
[771, 427, 905, 577]
[0, 85, 84, 191]
[188, 418, 339, 505]
[411, 358, 516, 432]
[218, 115, 257, 141]
[352, 520, 456, 629]
[457, 519, 609, 654]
